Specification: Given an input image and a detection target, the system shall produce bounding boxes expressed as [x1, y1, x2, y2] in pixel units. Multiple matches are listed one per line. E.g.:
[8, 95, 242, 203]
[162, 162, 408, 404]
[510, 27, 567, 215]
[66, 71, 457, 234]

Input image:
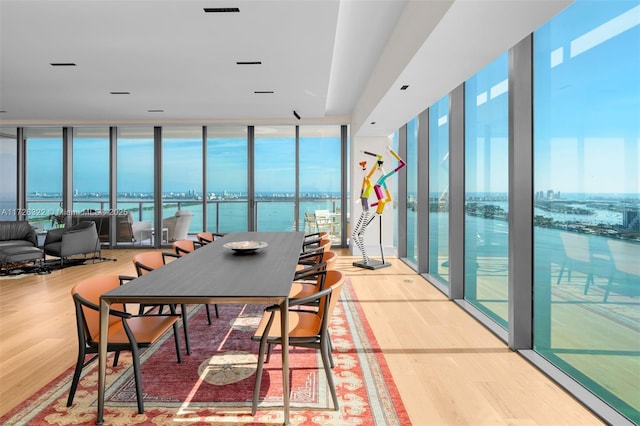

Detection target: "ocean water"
[11, 198, 340, 234]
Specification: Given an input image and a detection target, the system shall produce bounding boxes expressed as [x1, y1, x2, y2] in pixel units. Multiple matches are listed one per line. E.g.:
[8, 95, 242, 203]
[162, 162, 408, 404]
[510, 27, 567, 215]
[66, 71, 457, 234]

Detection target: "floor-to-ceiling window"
[299, 125, 342, 241]
[254, 126, 296, 231]
[72, 127, 110, 214]
[533, 1, 640, 422]
[206, 126, 248, 233]
[429, 96, 450, 285]
[162, 126, 203, 240]
[25, 128, 63, 232]
[392, 130, 400, 248]
[116, 127, 155, 246]
[465, 52, 510, 328]
[0, 128, 17, 221]
[406, 117, 418, 264]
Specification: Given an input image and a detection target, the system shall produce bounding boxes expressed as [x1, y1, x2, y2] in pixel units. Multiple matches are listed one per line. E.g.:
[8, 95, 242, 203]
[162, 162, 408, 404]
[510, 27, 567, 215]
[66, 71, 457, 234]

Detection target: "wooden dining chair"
[171, 239, 220, 322]
[302, 232, 328, 249]
[172, 239, 202, 256]
[298, 249, 337, 272]
[196, 231, 226, 245]
[302, 235, 331, 254]
[67, 274, 182, 414]
[290, 267, 343, 303]
[251, 276, 345, 414]
[132, 251, 192, 354]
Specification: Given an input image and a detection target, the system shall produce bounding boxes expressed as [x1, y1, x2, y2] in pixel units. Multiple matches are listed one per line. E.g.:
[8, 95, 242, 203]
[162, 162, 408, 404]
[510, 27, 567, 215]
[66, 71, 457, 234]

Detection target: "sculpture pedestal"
[353, 259, 391, 270]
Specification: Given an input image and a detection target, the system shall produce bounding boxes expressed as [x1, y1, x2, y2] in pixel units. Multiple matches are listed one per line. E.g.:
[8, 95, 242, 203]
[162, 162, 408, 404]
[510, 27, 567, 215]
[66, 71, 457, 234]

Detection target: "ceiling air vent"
[204, 7, 240, 13]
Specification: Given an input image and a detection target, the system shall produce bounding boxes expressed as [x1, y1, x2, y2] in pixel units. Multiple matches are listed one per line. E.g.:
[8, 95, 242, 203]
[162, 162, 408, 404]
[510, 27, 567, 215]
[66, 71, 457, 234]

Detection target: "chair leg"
[583, 273, 594, 295]
[265, 342, 273, 364]
[320, 337, 339, 410]
[170, 304, 190, 355]
[252, 335, 270, 415]
[214, 304, 219, 318]
[328, 336, 335, 369]
[181, 304, 191, 355]
[113, 350, 120, 367]
[603, 276, 614, 303]
[172, 322, 182, 363]
[130, 345, 145, 414]
[66, 348, 87, 407]
[556, 261, 566, 284]
[205, 305, 212, 325]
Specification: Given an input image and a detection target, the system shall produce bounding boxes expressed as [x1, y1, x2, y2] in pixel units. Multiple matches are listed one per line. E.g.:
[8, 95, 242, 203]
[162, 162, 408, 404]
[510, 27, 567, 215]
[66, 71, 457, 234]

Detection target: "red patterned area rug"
[2, 280, 411, 425]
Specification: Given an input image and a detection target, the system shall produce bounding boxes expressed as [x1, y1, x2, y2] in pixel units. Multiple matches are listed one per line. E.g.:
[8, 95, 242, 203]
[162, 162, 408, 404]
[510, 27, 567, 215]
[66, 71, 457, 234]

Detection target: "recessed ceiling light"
[110, 91, 131, 95]
[237, 61, 262, 65]
[50, 62, 76, 67]
[148, 109, 164, 113]
[400, 85, 409, 90]
[204, 7, 240, 13]
[254, 91, 274, 94]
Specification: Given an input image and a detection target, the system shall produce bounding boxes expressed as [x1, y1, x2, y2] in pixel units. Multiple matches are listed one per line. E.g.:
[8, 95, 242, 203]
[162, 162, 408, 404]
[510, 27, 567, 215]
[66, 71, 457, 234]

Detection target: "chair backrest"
[607, 239, 640, 277]
[317, 273, 345, 335]
[197, 232, 214, 245]
[559, 232, 591, 263]
[71, 275, 124, 342]
[132, 251, 166, 276]
[172, 210, 194, 241]
[317, 238, 332, 252]
[305, 268, 343, 299]
[173, 239, 197, 257]
[322, 251, 337, 270]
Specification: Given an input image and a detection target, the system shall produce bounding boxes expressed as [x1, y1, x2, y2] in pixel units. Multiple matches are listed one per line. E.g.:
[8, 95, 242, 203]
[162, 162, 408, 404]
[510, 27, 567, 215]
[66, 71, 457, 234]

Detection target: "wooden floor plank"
[0, 248, 603, 424]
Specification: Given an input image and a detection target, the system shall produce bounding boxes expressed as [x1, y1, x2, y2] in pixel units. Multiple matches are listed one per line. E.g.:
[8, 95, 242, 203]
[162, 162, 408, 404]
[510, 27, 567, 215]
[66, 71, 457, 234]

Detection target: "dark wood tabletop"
[102, 231, 305, 303]
[96, 231, 305, 425]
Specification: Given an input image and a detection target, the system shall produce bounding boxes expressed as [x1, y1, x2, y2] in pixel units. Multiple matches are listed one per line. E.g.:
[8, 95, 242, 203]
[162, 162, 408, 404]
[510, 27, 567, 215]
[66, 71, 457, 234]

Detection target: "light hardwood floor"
[0, 249, 603, 425]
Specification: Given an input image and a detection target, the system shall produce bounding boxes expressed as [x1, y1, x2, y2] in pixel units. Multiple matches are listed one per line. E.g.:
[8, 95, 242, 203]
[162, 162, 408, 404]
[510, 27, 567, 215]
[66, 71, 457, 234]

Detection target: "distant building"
[623, 208, 640, 231]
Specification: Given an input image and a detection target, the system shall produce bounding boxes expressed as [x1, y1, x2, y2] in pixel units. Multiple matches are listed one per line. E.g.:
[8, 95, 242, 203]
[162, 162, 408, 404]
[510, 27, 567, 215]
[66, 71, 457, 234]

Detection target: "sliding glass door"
[254, 126, 296, 231]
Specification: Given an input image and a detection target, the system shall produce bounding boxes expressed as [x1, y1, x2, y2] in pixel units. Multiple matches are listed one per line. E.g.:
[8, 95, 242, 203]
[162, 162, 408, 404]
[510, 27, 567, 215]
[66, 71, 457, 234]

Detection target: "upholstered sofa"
[0, 221, 43, 273]
[43, 221, 101, 264]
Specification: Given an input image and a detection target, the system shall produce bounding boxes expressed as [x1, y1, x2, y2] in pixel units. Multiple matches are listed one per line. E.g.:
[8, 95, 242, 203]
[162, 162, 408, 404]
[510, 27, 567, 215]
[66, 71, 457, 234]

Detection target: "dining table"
[96, 231, 306, 425]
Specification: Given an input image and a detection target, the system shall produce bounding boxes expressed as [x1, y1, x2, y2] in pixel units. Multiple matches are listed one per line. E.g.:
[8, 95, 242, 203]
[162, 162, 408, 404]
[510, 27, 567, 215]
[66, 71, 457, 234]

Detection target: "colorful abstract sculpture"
[352, 147, 406, 268]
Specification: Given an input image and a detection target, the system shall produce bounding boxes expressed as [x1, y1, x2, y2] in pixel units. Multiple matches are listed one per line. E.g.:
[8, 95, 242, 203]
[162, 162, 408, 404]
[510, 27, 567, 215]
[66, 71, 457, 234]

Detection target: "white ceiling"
[0, 0, 572, 137]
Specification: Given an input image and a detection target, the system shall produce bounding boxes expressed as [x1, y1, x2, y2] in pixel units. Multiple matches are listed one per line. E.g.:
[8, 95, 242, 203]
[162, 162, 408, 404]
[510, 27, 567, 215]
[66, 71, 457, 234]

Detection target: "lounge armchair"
[43, 221, 101, 265]
[162, 210, 193, 242]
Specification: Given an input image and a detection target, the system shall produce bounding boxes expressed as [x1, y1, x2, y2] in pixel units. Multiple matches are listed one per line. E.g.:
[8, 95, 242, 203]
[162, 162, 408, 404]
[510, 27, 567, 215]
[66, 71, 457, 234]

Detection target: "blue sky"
[19, 1, 640, 199]
[25, 135, 342, 195]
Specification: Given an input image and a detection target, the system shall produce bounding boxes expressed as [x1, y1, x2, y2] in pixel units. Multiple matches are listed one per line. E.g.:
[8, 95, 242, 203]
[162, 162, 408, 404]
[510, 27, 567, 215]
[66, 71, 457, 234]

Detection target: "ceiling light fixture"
[204, 7, 240, 13]
[237, 61, 262, 65]
[254, 91, 274, 94]
[110, 91, 131, 95]
[293, 110, 301, 120]
[50, 63, 76, 67]
[148, 109, 164, 113]
[400, 85, 409, 90]
[370, 121, 376, 125]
